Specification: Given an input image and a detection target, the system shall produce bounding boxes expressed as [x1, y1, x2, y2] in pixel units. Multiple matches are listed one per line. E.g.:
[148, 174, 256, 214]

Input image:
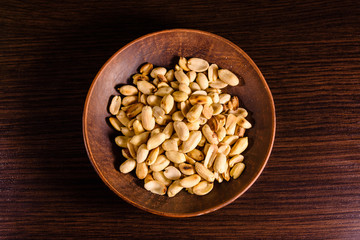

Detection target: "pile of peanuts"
[108, 57, 251, 197]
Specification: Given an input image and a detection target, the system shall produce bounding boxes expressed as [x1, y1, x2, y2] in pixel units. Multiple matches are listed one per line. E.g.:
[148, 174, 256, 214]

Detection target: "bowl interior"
[83, 29, 275, 217]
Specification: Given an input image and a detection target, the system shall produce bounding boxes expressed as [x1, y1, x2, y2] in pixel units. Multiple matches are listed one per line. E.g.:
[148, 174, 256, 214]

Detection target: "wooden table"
[1, 1, 359, 239]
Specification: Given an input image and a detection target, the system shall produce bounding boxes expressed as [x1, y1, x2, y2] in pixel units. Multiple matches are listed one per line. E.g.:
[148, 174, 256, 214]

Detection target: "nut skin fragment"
[227, 96, 240, 111]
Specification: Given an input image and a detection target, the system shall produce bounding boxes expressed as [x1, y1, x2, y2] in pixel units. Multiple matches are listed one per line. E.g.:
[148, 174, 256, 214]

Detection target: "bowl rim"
[83, 28, 276, 217]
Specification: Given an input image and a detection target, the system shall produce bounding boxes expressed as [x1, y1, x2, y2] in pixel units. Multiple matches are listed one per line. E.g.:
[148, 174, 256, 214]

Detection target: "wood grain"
[1, 0, 359, 239]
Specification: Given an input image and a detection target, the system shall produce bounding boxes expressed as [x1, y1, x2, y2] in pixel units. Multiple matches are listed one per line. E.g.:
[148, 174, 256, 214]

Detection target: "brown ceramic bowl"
[83, 29, 275, 217]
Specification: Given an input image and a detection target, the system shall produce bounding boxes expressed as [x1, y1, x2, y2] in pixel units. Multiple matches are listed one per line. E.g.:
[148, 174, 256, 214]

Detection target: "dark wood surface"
[1, 0, 359, 239]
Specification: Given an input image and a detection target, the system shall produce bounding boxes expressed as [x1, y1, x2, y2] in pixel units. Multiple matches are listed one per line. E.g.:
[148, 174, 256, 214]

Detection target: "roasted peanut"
[109, 57, 252, 197]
